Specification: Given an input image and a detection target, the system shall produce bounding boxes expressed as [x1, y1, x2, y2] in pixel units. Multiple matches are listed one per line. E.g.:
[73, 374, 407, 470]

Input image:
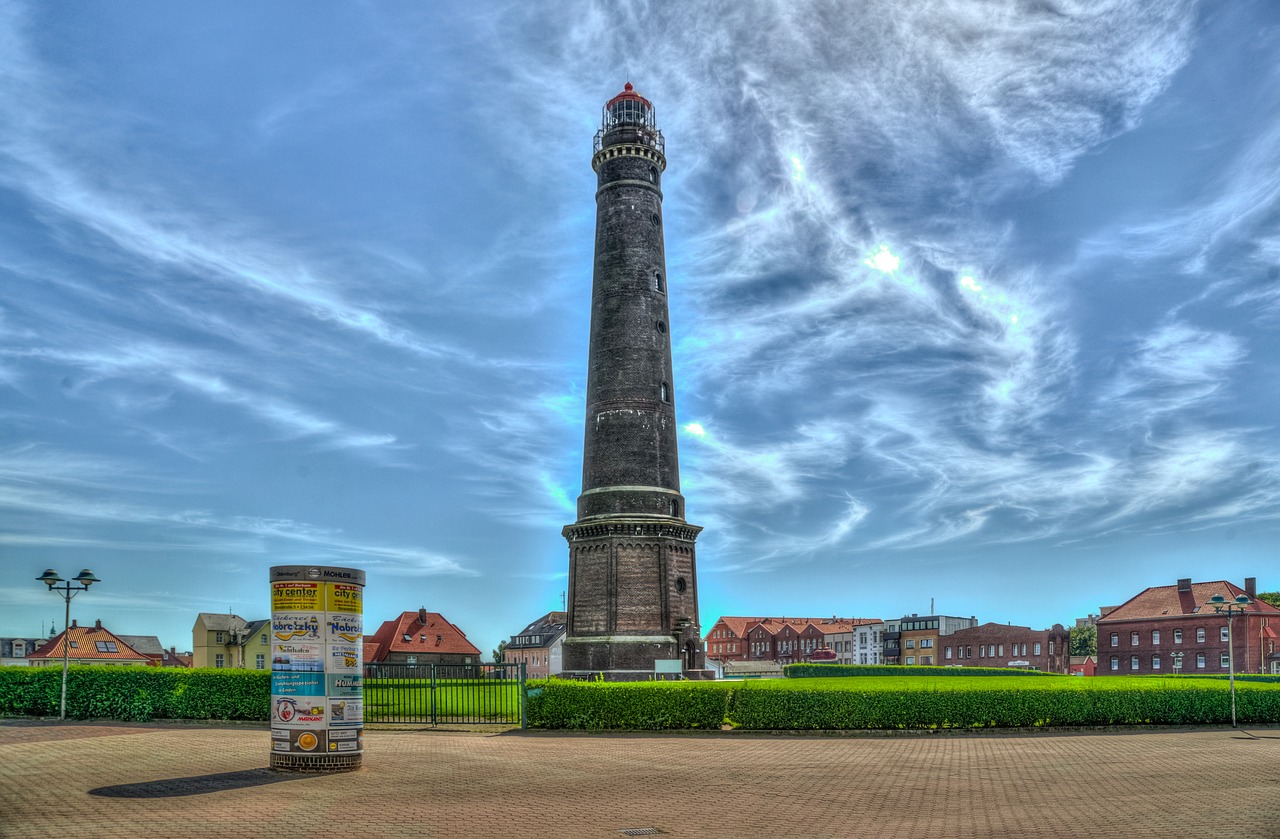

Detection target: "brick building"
[504, 611, 567, 678]
[1097, 578, 1280, 675]
[718, 617, 877, 666]
[942, 622, 1070, 672]
[365, 608, 481, 668]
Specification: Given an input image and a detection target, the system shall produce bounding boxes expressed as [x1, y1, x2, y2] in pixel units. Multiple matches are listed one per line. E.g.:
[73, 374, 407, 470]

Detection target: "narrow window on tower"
[654, 271, 665, 293]
[660, 381, 670, 402]
[649, 166, 657, 183]
[650, 213, 661, 228]
[670, 499, 679, 517]
[656, 321, 666, 334]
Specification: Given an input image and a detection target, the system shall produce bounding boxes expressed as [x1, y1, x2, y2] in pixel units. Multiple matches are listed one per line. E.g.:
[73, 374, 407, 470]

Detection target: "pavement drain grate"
[619, 830, 663, 837]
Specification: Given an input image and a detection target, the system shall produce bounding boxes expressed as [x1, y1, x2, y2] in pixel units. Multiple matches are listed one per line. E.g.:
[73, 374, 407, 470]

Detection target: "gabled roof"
[507, 611, 567, 649]
[367, 610, 481, 661]
[193, 613, 249, 632]
[1101, 581, 1280, 623]
[27, 621, 150, 663]
[117, 635, 164, 656]
[712, 616, 879, 642]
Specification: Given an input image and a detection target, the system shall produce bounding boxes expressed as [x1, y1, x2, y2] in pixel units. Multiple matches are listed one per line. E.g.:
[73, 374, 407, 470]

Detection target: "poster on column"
[270, 565, 366, 764]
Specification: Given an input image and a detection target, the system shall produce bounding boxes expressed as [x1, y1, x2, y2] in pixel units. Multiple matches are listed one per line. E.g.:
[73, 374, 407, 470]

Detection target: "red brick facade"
[1097, 579, 1280, 676]
[941, 622, 1070, 672]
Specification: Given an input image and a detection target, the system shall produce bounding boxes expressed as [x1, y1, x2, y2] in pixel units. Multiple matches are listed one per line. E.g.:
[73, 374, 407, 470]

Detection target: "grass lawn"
[364, 677, 522, 722]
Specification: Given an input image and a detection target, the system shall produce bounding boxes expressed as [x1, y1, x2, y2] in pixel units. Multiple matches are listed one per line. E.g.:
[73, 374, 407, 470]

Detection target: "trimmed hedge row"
[785, 664, 1054, 679]
[524, 675, 1280, 730]
[0, 666, 269, 721]
[524, 679, 732, 730]
[729, 681, 1277, 729]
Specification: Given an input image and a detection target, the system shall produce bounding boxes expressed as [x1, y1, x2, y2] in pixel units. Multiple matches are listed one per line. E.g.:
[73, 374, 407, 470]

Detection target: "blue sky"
[3, 2, 1279, 656]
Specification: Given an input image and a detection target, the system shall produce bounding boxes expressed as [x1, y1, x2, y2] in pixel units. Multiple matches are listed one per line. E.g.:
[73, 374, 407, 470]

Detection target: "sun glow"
[864, 246, 900, 274]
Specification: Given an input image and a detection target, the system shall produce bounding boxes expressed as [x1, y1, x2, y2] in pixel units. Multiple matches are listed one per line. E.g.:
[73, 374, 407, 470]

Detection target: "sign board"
[270, 565, 365, 768]
[654, 658, 683, 673]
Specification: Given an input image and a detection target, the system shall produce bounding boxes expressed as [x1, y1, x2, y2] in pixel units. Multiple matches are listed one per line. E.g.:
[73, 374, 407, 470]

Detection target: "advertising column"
[269, 565, 365, 771]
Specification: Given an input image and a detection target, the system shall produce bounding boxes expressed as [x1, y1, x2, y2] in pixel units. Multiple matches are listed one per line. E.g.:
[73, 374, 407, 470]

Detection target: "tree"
[491, 640, 507, 665]
[1069, 623, 1097, 657]
[1256, 591, 1280, 609]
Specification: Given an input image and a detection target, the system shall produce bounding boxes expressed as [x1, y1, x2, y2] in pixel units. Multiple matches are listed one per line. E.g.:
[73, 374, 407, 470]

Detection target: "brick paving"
[2, 722, 1279, 838]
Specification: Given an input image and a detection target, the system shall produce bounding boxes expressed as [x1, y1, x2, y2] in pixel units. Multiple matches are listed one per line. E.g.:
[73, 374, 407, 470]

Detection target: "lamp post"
[1207, 593, 1252, 728]
[35, 569, 100, 720]
[1171, 650, 1184, 675]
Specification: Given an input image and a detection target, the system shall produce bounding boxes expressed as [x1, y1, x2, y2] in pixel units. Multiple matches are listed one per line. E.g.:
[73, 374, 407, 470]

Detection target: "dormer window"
[403, 634, 412, 642]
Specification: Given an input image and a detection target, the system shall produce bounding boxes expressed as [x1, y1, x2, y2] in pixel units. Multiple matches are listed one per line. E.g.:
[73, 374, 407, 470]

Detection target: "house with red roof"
[366, 608, 481, 668]
[708, 616, 882, 666]
[26, 619, 151, 667]
[1097, 577, 1280, 675]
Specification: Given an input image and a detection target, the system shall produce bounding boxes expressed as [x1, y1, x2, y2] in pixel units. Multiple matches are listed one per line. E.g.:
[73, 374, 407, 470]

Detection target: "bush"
[730, 676, 1280, 729]
[525, 679, 732, 730]
[0, 666, 270, 721]
[784, 664, 1055, 679]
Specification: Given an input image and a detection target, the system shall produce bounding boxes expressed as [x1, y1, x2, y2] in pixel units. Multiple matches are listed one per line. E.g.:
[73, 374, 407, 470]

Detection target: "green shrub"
[525, 679, 732, 730]
[0, 666, 269, 721]
[784, 664, 1055, 679]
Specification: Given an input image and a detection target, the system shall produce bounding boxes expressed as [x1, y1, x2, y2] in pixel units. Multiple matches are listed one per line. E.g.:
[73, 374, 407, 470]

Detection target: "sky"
[2, 1, 1279, 657]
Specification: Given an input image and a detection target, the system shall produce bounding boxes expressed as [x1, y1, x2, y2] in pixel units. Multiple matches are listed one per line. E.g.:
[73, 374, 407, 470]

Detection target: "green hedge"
[0, 666, 269, 721]
[784, 664, 1054, 678]
[524, 675, 1280, 730]
[524, 679, 732, 730]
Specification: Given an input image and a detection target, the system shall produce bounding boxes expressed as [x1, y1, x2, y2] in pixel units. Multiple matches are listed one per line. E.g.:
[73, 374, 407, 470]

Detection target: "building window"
[905, 639, 915, 649]
[945, 647, 952, 660]
[406, 656, 417, 665]
[1153, 655, 1161, 670]
[1131, 656, 1139, 670]
[1110, 656, 1119, 671]
[1034, 642, 1041, 656]
[998, 644, 1004, 657]
[1174, 629, 1183, 644]
[1220, 626, 1229, 642]
[650, 213, 661, 228]
[660, 382, 669, 402]
[1196, 653, 1206, 669]
[675, 577, 686, 593]
[215, 654, 224, 668]
[94, 641, 118, 653]
[1152, 630, 1160, 645]
[655, 272, 665, 293]
[988, 645, 996, 657]
[256, 654, 265, 670]
[1049, 640, 1055, 655]
[906, 656, 915, 665]
[215, 632, 224, 644]
[1221, 654, 1230, 668]
[1197, 628, 1206, 643]
[1130, 632, 1139, 646]
[1110, 633, 1118, 647]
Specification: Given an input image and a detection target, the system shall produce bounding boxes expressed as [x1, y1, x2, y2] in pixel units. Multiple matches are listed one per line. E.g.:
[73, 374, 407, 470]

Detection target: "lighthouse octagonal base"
[561, 635, 701, 681]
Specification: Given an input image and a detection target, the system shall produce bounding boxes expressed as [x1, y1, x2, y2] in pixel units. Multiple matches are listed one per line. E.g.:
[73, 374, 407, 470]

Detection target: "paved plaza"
[2, 721, 1278, 838]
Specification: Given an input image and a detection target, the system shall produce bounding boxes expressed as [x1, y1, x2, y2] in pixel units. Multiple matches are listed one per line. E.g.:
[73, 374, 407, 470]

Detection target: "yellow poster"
[272, 581, 322, 612]
[326, 583, 363, 613]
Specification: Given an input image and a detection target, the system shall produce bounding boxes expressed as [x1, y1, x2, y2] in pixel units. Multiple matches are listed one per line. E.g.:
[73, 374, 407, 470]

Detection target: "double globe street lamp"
[1207, 592, 1252, 728]
[36, 568, 101, 720]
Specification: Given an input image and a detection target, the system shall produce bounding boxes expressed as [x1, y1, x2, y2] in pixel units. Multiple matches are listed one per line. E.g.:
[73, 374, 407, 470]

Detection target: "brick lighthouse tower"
[562, 83, 704, 679]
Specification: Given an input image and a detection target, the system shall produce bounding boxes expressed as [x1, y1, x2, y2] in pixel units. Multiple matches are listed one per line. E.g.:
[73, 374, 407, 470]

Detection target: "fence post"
[519, 661, 527, 730]
[430, 663, 437, 727]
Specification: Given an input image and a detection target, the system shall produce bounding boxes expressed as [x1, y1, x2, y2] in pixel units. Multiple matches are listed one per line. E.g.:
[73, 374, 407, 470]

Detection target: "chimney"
[94, 619, 102, 630]
[1177, 578, 1192, 593]
[1245, 577, 1257, 598]
[71, 619, 77, 628]
[418, 607, 428, 624]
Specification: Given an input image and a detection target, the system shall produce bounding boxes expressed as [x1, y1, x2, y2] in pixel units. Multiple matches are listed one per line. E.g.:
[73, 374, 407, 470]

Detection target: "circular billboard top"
[269, 565, 366, 586]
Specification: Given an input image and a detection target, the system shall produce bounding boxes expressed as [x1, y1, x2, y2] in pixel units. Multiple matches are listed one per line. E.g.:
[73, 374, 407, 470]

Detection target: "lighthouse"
[561, 83, 704, 679]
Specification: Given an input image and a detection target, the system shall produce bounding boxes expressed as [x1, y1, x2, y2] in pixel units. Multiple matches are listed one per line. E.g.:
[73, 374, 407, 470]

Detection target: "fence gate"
[362, 662, 526, 727]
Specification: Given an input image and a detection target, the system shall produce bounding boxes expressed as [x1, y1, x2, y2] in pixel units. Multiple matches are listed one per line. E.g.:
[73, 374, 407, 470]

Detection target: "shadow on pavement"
[89, 768, 323, 798]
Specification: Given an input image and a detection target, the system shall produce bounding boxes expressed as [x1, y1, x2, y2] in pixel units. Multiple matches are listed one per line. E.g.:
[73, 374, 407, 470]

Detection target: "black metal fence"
[362, 662, 526, 727]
